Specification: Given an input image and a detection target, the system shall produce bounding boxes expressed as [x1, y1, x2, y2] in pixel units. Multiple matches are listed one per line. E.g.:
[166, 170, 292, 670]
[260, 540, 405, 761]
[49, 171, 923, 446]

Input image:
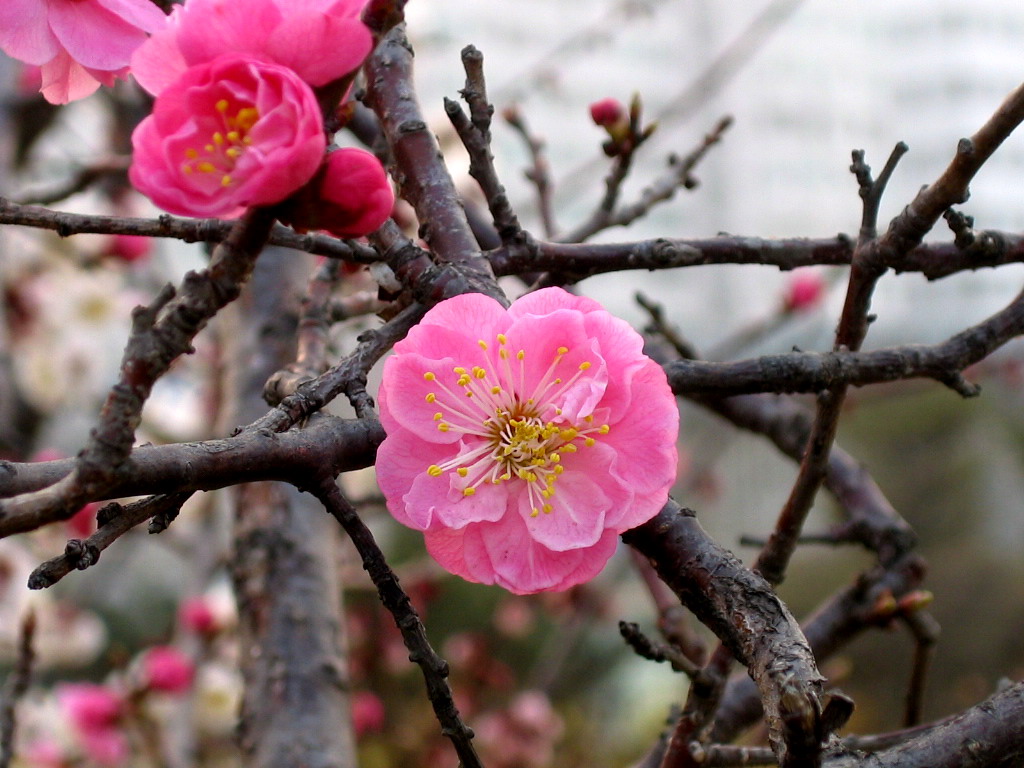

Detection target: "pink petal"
[374, 428, 451, 530]
[516, 466, 610, 551]
[406, 465, 509, 530]
[398, 292, 509, 355]
[266, 14, 371, 86]
[175, 0, 279, 68]
[129, 24, 186, 96]
[0, 0, 57, 65]
[48, 0, 151, 70]
[40, 51, 101, 104]
[378, 353, 479, 445]
[509, 286, 604, 319]
[94, 0, 168, 33]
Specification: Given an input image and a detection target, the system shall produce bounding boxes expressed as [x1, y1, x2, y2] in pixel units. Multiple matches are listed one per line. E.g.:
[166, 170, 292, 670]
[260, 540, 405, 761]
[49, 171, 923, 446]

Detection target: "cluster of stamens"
[423, 333, 610, 517]
[180, 99, 258, 187]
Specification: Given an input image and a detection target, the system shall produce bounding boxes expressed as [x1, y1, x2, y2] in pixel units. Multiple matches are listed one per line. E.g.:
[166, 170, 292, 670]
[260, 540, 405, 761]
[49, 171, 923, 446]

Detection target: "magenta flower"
[376, 288, 679, 594]
[128, 54, 326, 218]
[279, 147, 394, 238]
[57, 683, 127, 766]
[131, 0, 372, 97]
[141, 645, 194, 694]
[0, 0, 166, 104]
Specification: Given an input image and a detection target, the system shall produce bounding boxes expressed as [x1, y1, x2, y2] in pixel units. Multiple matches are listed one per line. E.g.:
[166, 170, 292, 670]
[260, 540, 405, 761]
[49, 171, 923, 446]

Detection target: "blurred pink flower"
[141, 645, 194, 694]
[105, 234, 152, 264]
[66, 501, 99, 539]
[129, 54, 326, 218]
[131, 0, 371, 97]
[279, 147, 394, 238]
[351, 690, 386, 737]
[376, 288, 678, 594]
[57, 683, 127, 766]
[783, 268, 826, 313]
[0, 0, 166, 104]
[476, 691, 564, 768]
[179, 596, 218, 635]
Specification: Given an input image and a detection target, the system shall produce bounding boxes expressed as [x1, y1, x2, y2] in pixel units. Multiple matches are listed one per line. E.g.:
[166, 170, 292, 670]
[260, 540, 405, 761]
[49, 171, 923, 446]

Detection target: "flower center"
[180, 99, 258, 188]
[422, 333, 610, 517]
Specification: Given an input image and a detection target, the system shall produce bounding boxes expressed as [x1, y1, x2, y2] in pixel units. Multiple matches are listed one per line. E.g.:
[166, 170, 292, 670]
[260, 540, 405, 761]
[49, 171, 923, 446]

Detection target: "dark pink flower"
[589, 97, 626, 128]
[67, 501, 99, 539]
[105, 234, 152, 264]
[141, 645, 194, 694]
[783, 268, 826, 313]
[351, 691, 386, 737]
[131, 0, 371, 97]
[376, 288, 679, 594]
[57, 683, 127, 766]
[179, 596, 218, 635]
[129, 54, 326, 218]
[279, 147, 394, 238]
[0, 0, 166, 104]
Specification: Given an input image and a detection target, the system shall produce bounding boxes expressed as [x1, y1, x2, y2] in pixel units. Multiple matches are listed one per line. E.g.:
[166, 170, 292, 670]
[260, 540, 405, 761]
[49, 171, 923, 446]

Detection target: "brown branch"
[13, 156, 130, 206]
[0, 197, 380, 263]
[363, 24, 505, 305]
[0, 610, 35, 768]
[664, 284, 1024, 398]
[503, 104, 557, 238]
[900, 610, 941, 727]
[0, 415, 383, 536]
[624, 501, 839, 767]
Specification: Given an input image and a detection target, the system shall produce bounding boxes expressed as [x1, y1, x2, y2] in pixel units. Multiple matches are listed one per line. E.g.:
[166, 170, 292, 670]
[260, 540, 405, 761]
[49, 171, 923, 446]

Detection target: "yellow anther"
[213, 132, 225, 145]
[215, 99, 229, 112]
[543, 504, 553, 514]
[433, 412, 443, 421]
[221, 175, 232, 187]
[491, 386, 501, 395]
[585, 437, 596, 447]
[185, 148, 199, 159]
[204, 144, 215, 153]
[463, 487, 476, 497]
[457, 468, 468, 477]
[457, 374, 471, 387]
[427, 465, 443, 477]
[182, 164, 193, 174]
[562, 444, 577, 453]
[599, 424, 610, 434]
[554, 465, 564, 475]
[438, 423, 450, 432]
[227, 130, 240, 142]
[243, 136, 253, 145]
[579, 361, 592, 370]
[517, 350, 525, 360]
[551, 453, 560, 463]
[478, 340, 488, 350]
[453, 367, 466, 374]
[497, 333, 507, 344]
[425, 393, 436, 403]
[557, 346, 568, 355]
[473, 367, 487, 379]
[500, 349, 509, 359]
[235, 107, 259, 130]
[531, 507, 540, 517]
[584, 415, 594, 423]
[225, 147, 242, 159]
[560, 428, 578, 441]
[500, 472, 511, 481]
[197, 161, 216, 173]
[424, 372, 436, 381]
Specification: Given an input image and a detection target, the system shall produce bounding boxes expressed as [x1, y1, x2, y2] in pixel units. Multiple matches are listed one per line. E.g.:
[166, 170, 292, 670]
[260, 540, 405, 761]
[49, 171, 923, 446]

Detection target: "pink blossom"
[589, 97, 626, 128]
[179, 596, 218, 635]
[128, 54, 326, 218]
[104, 234, 152, 264]
[376, 288, 679, 594]
[783, 268, 826, 313]
[57, 683, 127, 766]
[67, 501, 99, 539]
[0, 0, 166, 104]
[131, 0, 371, 97]
[279, 147, 394, 238]
[141, 645, 194, 694]
[351, 690, 386, 736]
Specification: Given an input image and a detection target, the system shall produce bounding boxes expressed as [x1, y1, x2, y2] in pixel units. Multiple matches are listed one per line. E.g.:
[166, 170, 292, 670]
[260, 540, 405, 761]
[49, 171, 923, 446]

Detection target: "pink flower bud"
[589, 98, 626, 128]
[783, 269, 825, 313]
[58, 684, 121, 732]
[141, 646, 194, 694]
[279, 147, 394, 238]
[179, 596, 219, 635]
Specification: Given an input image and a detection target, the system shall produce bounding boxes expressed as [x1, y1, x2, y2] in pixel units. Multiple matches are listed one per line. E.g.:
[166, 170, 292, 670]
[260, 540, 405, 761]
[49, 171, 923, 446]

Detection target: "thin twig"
[314, 478, 483, 768]
[0, 610, 36, 768]
[504, 105, 557, 238]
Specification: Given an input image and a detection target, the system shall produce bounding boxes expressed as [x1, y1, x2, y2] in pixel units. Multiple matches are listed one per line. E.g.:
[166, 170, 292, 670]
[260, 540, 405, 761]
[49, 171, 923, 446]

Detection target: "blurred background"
[1, 1, 1023, 765]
